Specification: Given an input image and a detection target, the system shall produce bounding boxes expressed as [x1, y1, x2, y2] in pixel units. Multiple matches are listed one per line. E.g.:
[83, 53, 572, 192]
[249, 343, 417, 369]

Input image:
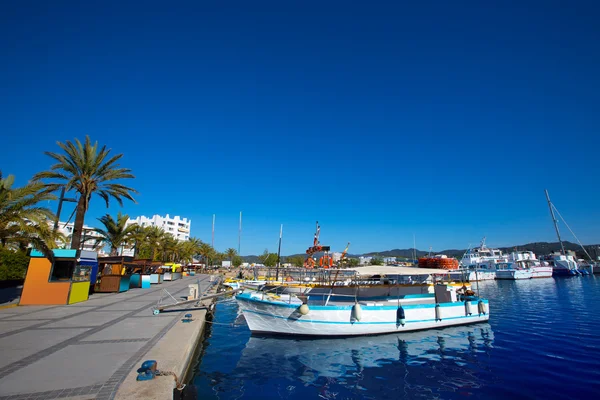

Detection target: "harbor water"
[190, 277, 600, 399]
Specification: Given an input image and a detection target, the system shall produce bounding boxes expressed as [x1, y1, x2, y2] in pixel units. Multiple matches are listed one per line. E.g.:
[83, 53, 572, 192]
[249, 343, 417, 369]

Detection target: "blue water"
[191, 277, 600, 399]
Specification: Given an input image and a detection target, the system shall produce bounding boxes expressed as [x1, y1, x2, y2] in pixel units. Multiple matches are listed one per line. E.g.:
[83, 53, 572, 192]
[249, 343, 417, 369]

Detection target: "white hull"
[531, 266, 553, 278]
[448, 270, 496, 282]
[236, 292, 489, 336]
[495, 269, 532, 280]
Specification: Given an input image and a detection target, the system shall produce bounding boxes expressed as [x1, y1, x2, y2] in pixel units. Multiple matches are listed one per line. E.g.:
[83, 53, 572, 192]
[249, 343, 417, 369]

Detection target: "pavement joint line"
[75, 338, 151, 345]
[0, 282, 193, 379]
[33, 326, 96, 330]
[0, 283, 173, 339]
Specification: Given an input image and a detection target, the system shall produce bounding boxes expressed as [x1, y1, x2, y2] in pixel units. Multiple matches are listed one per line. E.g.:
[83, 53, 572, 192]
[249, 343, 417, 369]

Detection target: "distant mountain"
[240, 241, 600, 263]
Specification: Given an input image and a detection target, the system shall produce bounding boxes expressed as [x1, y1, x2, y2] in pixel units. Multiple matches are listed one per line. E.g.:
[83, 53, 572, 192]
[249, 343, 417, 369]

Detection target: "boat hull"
[448, 270, 496, 282]
[531, 266, 553, 278]
[495, 269, 532, 280]
[236, 292, 489, 336]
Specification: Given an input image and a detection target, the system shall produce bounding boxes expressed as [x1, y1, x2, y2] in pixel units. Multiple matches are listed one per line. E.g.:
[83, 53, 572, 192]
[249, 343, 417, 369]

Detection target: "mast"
[545, 189, 565, 255]
[238, 211, 242, 255]
[212, 214, 215, 248]
[275, 224, 283, 281]
[413, 234, 416, 263]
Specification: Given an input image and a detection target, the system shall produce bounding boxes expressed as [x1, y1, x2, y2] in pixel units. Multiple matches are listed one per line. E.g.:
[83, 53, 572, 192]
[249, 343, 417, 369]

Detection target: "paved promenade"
[0, 275, 213, 400]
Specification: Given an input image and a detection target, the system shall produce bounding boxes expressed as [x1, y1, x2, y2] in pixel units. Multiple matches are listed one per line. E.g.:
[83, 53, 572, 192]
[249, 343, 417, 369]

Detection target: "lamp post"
[53, 188, 77, 232]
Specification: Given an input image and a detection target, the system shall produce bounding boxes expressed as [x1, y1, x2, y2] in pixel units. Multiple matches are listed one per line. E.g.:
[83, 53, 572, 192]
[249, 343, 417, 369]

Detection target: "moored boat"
[235, 267, 489, 336]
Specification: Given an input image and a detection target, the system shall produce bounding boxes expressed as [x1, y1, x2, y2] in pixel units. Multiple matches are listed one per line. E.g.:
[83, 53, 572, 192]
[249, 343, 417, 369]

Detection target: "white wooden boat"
[235, 268, 489, 336]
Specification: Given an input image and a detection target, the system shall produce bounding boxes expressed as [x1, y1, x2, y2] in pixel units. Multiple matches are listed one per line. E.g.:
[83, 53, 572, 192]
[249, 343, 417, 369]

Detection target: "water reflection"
[225, 324, 494, 399]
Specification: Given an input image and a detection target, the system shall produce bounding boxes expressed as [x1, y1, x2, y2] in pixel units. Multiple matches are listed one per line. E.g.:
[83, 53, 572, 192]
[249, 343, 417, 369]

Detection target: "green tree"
[225, 248, 237, 264]
[348, 258, 359, 267]
[260, 249, 278, 267]
[371, 257, 384, 266]
[128, 224, 150, 258]
[93, 212, 137, 256]
[141, 226, 167, 261]
[288, 255, 305, 268]
[33, 136, 137, 251]
[198, 242, 215, 268]
[158, 234, 178, 262]
[0, 172, 62, 258]
[232, 255, 243, 268]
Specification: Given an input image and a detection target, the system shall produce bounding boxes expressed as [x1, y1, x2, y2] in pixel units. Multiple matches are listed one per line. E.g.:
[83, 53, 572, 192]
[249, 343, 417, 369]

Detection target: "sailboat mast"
[212, 214, 215, 248]
[238, 211, 242, 255]
[413, 234, 416, 263]
[545, 189, 565, 255]
[276, 224, 283, 281]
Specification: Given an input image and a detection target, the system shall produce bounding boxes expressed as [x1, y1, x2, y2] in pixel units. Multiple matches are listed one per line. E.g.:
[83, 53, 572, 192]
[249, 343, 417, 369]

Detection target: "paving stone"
[0, 328, 90, 369]
[0, 320, 53, 335]
[0, 342, 145, 396]
[42, 311, 129, 328]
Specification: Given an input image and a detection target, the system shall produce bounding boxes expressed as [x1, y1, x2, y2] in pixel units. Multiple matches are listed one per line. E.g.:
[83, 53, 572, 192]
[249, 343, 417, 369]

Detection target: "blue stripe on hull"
[242, 308, 486, 325]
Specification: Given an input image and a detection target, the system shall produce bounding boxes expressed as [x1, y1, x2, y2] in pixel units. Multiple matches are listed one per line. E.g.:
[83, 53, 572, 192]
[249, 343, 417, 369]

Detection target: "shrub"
[0, 249, 30, 281]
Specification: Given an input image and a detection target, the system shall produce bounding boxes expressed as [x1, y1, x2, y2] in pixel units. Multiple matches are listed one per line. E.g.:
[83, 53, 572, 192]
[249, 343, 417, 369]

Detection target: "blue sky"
[1, 1, 599, 255]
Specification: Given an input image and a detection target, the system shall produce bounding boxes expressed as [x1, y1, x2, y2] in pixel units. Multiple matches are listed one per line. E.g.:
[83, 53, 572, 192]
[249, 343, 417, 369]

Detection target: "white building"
[53, 221, 107, 254]
[331, 252, 343, 262]
[126, 214, 192, 242]
[359, 256, 373, 265]
[383, 256, 397, 264]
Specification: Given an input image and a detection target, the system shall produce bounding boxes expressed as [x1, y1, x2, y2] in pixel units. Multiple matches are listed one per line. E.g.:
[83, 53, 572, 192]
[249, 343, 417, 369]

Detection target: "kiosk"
[20, 249, 95, 305]
[163, 263, 183, 281]
[95, 256, 134, 293]
[129, 259, 155, 289]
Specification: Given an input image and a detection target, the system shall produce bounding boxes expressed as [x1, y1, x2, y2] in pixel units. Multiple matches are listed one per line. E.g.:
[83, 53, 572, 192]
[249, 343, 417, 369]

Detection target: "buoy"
[435, 304, 442, 321]
[464, 300, 472, 316]
[478, 300, 487, 315]
[298, 303, 310, 315]
[396, 306, 405, 327]
[351, 302, 362, 322]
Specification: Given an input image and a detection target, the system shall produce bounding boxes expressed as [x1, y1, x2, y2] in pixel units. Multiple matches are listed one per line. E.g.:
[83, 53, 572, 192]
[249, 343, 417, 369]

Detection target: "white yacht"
[448, 238, 507, 281]
[507, 251, 553, 279]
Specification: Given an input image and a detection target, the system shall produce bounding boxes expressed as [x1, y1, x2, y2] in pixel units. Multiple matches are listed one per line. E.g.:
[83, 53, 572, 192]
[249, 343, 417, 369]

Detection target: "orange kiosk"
[20, 249, 95, 305]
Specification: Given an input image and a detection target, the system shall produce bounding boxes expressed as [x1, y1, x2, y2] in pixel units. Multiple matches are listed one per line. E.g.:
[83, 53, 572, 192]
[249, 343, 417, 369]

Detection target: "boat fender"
[351, 302, 362, 322]
[396, 306, 405, 327]
[298, 304, 310, 315]
[435, 304, 442, 321]
[478, 300, 487, 315]
[464, 300, 472, 316]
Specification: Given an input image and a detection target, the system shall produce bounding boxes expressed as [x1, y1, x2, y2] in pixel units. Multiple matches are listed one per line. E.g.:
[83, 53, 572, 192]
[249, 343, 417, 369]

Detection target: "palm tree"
[158, 234, 178, 262]
[143, 226, 167, 261]
[0, 171, 62, 257]
[128, 224, 151, 258]
[225, 248, 237, 265]
[32, 136, 137, 251]
[198, 242, 215, 269]
[93, 212, 137, 256]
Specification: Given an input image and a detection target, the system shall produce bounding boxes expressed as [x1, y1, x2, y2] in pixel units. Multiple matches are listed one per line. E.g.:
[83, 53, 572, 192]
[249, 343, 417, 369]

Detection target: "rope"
[552, 204, 594, 261]
[155, 370, 185, 391]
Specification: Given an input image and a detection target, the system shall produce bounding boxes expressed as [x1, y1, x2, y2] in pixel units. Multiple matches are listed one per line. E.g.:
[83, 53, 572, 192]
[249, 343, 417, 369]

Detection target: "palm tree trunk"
[70, 196, 86, 250]
[110, 246, 118, 256]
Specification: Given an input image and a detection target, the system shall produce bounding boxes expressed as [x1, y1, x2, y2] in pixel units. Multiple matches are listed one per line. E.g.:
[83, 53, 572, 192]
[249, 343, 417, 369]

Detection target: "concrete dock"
[0, 275, 217, 400]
